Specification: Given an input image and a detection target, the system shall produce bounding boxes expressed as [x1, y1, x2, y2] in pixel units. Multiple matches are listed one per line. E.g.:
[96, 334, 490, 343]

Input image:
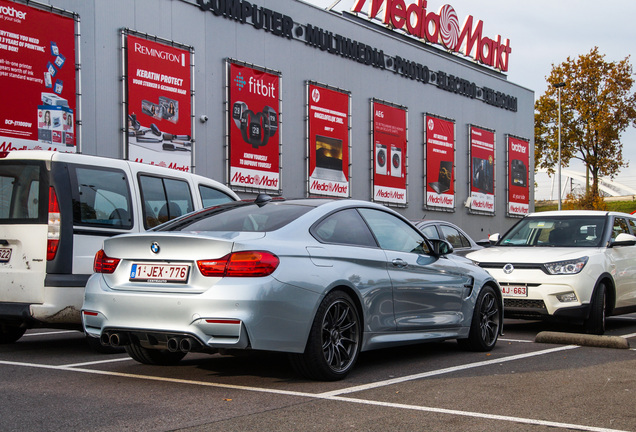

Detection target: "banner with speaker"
[424, 114, 456, 211]
[371, 99, 407, 206]
[507, 135, 530, 216]
[469, 125, 496, 214]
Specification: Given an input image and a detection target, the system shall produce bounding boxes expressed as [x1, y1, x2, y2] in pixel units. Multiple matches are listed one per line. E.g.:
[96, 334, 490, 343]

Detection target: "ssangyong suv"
[467, 210, 636, 334]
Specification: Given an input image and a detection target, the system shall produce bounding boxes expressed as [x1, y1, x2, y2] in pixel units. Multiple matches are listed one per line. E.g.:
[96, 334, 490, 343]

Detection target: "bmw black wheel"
[458, 285, 500, 351]
[290, 290, 361, 381]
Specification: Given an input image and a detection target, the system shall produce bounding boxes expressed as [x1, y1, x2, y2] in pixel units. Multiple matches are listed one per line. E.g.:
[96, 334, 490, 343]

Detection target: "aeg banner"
[0, 1, 77, 152]
[228, 62, 280, 192]
[372, 101, 407, 206]
[507, 135, 530, 216]
[425, 114, 455, 210]
[126, 34, 192, 171]
[307, 83, 350, 197]
[469, 125, 495, 214]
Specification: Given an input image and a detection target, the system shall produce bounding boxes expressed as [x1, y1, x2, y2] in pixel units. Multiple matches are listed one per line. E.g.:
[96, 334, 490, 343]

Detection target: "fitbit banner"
[307, 83, 350, 197]
[126, 33, 193, 171]
[372, 100, 407, 206]
[228, 62, 281, 192]
[507, 135, 530, 216]
[425, 114, 455, 210]
[0, 0, 77, 152]
[469, 125, 495, 214]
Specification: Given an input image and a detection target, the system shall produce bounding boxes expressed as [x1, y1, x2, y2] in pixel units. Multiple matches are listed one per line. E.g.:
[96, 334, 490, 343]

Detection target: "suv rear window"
[0, 160, 48, 223]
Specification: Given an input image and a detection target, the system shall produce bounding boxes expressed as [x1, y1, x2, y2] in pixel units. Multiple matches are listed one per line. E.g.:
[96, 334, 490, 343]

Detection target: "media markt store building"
[0, 0, 534, 239]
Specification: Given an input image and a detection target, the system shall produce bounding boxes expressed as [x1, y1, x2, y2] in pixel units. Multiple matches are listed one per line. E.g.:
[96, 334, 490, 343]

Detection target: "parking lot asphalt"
[1, 315, 634, 432]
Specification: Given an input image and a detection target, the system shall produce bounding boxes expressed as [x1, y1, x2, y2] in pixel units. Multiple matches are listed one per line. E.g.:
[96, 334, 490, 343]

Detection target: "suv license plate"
[0, 248, 12, 263]
[502, 285, 527, 297]
[130, 263, 190, 283]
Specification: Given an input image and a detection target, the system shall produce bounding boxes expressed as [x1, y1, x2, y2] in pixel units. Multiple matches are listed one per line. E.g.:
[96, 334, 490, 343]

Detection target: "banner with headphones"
[307, 83, 350, 198]
[507, 134, 530, 217]
[424, 114, 456, 211]
[125, 32, 193, 172]
[371, 99, 407, 206]
[469, 125, 495, 214]
[228, 61, 281, 193]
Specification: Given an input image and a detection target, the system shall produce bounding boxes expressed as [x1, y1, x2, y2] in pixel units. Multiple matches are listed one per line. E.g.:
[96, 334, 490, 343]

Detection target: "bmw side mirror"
[429, 238, 454, 256]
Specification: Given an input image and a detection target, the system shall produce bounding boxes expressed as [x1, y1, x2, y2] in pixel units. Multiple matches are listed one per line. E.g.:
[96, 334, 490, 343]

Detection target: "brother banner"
[372, 100, 407, 206]
[307, 83, 350, 197]
[126, 34, 192, 171]
[425, 114, 455, 210]
[507, 135, 530, 216]
[0, 0, 77, 152]
[228, 62, 281, 192]
[469, 125, 495, 214]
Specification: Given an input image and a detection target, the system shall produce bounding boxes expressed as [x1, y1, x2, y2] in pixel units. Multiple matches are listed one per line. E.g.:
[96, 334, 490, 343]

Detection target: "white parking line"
[2, 344, 629, 432]
[318, 345, 579, 397]
[499, 337, 533, 343]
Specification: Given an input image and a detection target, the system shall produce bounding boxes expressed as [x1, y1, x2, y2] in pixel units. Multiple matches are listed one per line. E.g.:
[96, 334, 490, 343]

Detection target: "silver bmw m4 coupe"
[83, 196, 502, 380]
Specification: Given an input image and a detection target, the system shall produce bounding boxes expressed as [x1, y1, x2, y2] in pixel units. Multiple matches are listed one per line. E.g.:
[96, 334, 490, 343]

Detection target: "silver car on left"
[83, 197, 502, 380]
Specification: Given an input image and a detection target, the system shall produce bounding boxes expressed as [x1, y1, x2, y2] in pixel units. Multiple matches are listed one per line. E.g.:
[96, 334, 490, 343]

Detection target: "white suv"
[467, 210, 636, 334]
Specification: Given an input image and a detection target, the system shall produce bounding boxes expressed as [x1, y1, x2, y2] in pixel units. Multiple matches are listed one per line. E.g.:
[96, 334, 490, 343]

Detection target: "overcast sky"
[305, 0, 636, 196]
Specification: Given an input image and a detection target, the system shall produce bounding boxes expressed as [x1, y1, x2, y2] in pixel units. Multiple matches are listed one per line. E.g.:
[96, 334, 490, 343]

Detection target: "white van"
[0, 151, 239, 346]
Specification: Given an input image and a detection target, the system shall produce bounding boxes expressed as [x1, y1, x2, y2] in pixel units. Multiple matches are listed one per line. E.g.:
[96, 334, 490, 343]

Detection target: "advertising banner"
[372, 101, 407, 206]
[307, 83, 350, 197]
[228, 62, 280, 192]
[126, 34, 192, 171]
[469, 125, 495, 214]
[507, 135, 530, 216]
[424, 114, 455, 210]
[0, 0, 77, 152]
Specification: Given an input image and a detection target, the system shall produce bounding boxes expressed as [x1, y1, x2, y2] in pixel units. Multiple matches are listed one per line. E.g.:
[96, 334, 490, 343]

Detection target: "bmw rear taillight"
[47, 187, 61, 261]
[197, 251, 279, 277]
[94, 249, 121, 274]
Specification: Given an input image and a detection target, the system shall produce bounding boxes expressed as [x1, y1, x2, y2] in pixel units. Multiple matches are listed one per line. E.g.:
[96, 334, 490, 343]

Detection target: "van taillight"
[197, 251, 279, 277]
[94, 249, 120, 274]
[47, 187, 61, 261]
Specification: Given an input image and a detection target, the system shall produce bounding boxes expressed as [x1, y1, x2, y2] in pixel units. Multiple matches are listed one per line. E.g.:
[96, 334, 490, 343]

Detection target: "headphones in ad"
[232, 101, 278, 149]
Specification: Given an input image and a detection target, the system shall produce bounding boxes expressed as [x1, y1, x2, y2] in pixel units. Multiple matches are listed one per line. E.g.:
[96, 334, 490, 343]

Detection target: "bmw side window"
[612, 218, 630, 239]
[199, 185, 234, 208]
[71, 166, 132, 229]
[359, 208, 430, 254]
[312, 209, 377, 247]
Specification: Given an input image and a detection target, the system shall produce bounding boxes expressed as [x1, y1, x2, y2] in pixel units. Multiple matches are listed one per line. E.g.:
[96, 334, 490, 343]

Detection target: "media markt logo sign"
[350, 0, 512, 72]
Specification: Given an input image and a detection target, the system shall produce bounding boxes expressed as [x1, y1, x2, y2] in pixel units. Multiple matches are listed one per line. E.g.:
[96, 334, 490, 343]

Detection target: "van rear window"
[0, 161, 48, 223]
[69, 165, 133, 229]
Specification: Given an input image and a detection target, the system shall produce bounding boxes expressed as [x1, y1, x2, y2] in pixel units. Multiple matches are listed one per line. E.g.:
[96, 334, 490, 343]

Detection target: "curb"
[535, 331, 630, 349]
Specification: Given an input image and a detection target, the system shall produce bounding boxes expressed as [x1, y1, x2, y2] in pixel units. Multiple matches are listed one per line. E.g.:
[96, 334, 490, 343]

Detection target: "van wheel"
[125, 342, 186, 365]
[0, 322, 26, 344]
[583, 283, 606, 335]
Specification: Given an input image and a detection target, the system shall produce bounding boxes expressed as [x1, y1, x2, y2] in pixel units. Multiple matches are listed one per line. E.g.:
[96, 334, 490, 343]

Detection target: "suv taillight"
[94, 249, 121, 273]
[197, 251, 279, 277]
[47, 187, 61, 261]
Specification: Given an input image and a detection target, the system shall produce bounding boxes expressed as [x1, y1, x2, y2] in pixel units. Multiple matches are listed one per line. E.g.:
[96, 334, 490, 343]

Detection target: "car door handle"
[392, 258, 407, 268]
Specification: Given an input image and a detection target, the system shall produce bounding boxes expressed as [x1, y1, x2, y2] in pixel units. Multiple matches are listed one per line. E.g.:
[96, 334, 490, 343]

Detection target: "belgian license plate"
[501, 285, 527, 297]
[130, 263, 190, 283]
[0, 248, 12, 263]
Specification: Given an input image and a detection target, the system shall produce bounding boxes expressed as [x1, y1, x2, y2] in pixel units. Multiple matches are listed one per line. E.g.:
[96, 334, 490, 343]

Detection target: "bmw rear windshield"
[0, 160, 48, 223]
[498, 216, 607, 247]
[155, 201, 315, 232]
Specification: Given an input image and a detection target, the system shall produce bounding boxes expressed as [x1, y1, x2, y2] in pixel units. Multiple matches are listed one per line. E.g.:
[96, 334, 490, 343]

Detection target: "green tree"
[534, 47, 636, 204]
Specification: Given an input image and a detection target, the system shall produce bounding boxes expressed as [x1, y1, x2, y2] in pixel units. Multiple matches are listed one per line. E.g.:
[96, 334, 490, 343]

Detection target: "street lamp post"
[553, 82, 566, 210]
